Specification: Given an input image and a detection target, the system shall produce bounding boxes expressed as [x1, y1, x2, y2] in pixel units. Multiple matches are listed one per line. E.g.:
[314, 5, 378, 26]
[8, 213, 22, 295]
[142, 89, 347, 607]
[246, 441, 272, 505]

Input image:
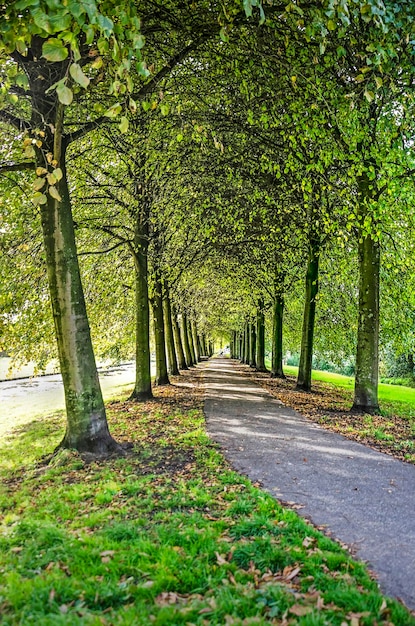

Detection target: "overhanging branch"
[0, 161, 35, 172]
[65, 37, 210, 145]
[0, 110, 31, 132]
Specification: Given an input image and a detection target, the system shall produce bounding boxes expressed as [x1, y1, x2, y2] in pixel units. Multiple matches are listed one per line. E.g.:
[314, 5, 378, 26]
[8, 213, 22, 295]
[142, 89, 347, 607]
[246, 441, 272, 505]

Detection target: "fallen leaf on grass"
[289, 604, 313, 616]
[155, 592, 183, 606]
[283, 565, 301, 581]
[302, 536, 315, 547]
[100, 550, 115, 563]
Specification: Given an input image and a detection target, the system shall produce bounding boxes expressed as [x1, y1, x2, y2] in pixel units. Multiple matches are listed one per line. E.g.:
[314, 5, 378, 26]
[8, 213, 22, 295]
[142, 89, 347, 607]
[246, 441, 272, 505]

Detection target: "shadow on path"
[203, 358, 415, 610]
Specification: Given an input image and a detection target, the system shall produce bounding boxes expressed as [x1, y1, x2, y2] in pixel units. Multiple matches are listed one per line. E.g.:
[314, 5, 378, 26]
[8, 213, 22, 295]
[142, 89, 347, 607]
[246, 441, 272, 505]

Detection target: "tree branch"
[0, 161, 35, 172]
[65, 38, 210, 145]
[0, 109, 31, 132]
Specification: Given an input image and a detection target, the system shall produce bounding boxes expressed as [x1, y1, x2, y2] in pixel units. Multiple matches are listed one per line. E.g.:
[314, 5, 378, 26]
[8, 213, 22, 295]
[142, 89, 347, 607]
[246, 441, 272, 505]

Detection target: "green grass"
[280, 365, 415, 419]
[0, 390, 414, 625]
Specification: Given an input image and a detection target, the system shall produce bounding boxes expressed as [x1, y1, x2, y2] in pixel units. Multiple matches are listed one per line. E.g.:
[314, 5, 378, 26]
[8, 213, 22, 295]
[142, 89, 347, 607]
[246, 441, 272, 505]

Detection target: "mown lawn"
[1, 371, 414, 625]
[281, 366, 415, 419]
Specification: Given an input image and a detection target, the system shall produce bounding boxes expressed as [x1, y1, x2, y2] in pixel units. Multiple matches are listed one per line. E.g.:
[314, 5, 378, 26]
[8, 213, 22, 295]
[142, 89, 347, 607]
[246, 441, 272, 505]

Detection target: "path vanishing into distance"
[203, 358, 415, 611]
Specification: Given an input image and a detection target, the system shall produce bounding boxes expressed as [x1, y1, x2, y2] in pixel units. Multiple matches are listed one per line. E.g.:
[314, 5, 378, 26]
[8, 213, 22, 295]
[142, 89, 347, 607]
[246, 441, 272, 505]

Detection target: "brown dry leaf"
[289, 604, 313, 616]
[10, 546, 23, 553]
[302, 536, 314, 547]
[155, 592, 181, 606]
[380, 599, 388, 613]
[215, 551, 227, 565]
[100, 550, 115, 557]
[283, 565, 301, 581]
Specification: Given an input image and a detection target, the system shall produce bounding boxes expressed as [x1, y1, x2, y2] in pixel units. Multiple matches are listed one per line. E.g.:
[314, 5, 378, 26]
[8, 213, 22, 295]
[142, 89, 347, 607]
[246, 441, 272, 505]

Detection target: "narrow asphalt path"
[203, 358, 415, 610]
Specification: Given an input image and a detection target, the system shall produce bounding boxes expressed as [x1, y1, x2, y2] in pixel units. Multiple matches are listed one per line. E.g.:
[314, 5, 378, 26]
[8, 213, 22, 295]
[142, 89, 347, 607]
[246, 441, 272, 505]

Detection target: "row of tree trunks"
[231, 220, 379, 413]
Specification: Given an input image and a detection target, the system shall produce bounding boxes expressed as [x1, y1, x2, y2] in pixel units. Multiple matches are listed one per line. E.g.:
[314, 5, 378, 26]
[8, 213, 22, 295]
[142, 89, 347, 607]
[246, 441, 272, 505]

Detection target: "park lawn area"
[282, 365, 415, 420]
[1, 370, 414, 625]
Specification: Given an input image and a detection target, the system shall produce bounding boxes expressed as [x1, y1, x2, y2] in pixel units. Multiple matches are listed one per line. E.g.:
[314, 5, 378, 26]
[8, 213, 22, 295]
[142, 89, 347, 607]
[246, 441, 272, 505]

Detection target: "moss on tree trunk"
[353, 234, 380, 411]
[129, 215, 152, 401]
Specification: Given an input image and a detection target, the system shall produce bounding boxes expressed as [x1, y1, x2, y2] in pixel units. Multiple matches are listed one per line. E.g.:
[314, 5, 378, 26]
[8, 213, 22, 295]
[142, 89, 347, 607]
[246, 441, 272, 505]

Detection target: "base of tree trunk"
[256, 367, 269, 373]
[129, 389, 153, 401]
[155, 376, 170, 386]
[271, 372, 286, 379]
[169, 368, 180, 376]
[351, 403, 380, 414]
[295, 382, 310, 391]
[57, 431, 123, 455]
[179, 365, 189, 370]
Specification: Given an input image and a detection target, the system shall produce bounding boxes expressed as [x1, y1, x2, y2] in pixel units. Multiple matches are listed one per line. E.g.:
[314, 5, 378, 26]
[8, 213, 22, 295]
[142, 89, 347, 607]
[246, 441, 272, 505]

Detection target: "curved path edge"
[202, 358, 415, 610]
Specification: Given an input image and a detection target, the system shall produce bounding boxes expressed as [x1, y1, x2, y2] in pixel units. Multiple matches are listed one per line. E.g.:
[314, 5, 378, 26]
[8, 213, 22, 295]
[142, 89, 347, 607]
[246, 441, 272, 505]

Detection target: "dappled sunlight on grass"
[0, 369, 414, 624]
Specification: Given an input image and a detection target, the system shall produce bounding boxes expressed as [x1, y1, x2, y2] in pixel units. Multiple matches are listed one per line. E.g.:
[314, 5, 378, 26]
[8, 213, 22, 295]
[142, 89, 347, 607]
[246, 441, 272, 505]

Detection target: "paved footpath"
[203, 358, 415, 610]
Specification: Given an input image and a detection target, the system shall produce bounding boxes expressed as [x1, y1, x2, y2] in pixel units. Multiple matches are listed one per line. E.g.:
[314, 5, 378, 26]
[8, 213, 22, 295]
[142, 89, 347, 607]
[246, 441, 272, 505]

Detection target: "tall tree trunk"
[256, 299, 267, 372]
[201, 334, 208, 357]
[246, 321, 251, 365]
[171, 304, 188, 370]
[230, 330, 236, 359]
[37, 109, 118, 452]
[239, 332, 243, 361]
[191, 319, 200, 362]
[130, 215, 153, 401]
[187, 315, 196, 364]
[249, 322, 256, 368]
[353, 235, 380, 411]
[271, 293, 285, 379]
[181, 310, 194, 366]
[152, 272, 170, 386]
[296, 240, 319, 390]
[352, 169, 380, 412]
[163, 284, 179, 376]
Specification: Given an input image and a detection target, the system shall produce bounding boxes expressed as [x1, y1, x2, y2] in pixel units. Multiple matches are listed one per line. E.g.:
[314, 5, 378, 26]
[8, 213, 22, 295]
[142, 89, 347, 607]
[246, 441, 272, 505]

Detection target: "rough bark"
[256, 300, 267, 372]
[296, 241, 319, 391]
[163, 285, 180, 376]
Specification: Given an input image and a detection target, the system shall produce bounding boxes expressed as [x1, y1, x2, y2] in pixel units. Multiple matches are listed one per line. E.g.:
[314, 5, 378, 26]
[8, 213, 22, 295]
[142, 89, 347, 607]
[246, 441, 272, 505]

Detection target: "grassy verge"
[1, 371, 414, 625]
[282, 366, 415, 419]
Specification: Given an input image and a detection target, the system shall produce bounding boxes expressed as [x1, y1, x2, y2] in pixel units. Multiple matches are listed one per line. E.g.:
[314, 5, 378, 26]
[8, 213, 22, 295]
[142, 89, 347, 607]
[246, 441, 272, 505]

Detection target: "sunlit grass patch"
[0, 373, 414, 625]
